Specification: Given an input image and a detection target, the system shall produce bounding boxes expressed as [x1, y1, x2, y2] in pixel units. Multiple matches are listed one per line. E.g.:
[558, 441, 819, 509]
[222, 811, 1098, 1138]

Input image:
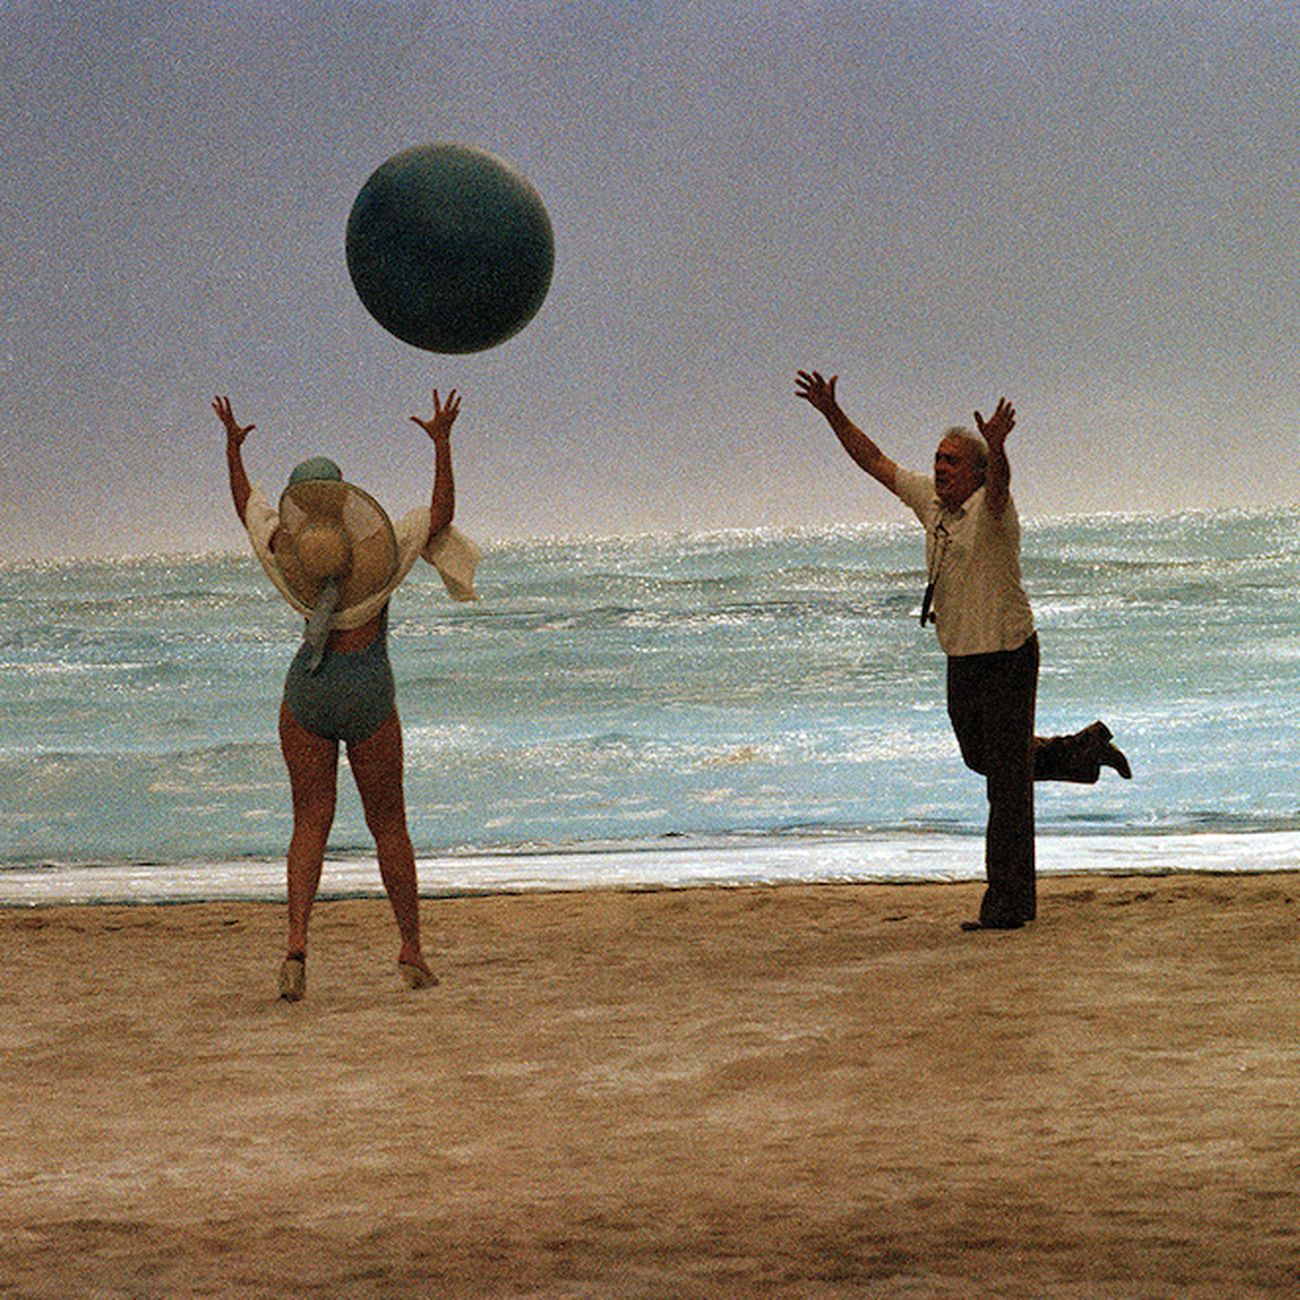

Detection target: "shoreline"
[2, 827, 1298, 908]
[3, 859, 1300, 911]
[3, 870, 1297, 1295]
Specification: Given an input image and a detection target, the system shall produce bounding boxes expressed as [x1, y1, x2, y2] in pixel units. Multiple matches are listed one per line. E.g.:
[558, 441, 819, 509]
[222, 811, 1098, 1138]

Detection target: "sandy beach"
[2, 871, 1296, 1297]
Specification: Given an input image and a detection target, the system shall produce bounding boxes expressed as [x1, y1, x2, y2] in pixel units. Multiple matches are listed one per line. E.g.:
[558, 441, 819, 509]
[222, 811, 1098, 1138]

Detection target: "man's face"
[934, 435, 985, 510]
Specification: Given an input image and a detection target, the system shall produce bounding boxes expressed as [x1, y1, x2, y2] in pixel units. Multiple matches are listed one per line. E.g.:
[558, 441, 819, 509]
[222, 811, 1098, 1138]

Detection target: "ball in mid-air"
[346, 142, 554, 354]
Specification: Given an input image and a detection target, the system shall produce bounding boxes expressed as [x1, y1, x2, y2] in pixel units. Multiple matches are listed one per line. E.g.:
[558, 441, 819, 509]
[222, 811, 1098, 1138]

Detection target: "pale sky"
[2, 0, 1296, 562]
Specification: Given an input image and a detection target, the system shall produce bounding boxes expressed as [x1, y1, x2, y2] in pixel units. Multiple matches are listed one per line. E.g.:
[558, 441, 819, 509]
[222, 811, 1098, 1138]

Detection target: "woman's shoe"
[278, 954, 306, 1001]
[398, 960, 439, 989]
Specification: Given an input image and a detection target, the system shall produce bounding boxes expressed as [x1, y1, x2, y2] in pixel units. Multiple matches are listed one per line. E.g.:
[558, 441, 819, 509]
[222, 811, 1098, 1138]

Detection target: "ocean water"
[1, 508, 1295, 904]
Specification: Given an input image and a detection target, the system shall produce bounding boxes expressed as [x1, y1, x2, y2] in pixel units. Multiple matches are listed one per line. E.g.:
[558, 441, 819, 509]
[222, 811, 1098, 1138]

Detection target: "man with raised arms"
[796, 370, 1130, 930]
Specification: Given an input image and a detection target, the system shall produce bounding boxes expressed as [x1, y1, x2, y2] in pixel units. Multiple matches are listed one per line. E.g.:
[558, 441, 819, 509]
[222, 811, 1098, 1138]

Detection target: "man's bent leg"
[1034, 720, 1131, 782]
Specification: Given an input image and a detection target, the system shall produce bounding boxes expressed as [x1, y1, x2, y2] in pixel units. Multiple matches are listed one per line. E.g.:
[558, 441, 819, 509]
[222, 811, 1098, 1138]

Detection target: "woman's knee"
[288, 815, 334, 862]
[358, 767, 409, 839]
[287, 770, 338, 826]
[289, 786, 336, 831]
[362, 795, 409, 842]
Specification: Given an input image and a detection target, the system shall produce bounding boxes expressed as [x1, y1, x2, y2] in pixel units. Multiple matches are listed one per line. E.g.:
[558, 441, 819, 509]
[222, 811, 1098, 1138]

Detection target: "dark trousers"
[947, 633, 1112, 924]
[947, 634, 1039, 925]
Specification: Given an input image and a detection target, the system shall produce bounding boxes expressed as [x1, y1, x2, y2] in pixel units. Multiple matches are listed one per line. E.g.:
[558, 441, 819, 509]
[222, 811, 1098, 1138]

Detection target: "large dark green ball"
[346, 143, 554, 354]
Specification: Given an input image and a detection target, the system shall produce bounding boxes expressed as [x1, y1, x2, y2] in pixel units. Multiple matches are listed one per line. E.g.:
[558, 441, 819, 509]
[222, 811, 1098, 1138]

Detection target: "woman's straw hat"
[275, 466, 398, 613]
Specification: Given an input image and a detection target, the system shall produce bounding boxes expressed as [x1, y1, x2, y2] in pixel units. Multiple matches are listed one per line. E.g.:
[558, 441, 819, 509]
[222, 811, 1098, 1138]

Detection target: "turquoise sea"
[0, 508, 1295, 904]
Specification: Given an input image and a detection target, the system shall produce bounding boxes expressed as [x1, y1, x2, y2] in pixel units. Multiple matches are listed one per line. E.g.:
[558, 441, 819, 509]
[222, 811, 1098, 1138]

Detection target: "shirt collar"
[933, 484, 984, 521]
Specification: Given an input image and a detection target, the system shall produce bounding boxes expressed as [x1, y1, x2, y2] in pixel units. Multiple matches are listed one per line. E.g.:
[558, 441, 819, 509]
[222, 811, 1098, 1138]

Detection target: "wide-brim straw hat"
[274, 477, 398, 612]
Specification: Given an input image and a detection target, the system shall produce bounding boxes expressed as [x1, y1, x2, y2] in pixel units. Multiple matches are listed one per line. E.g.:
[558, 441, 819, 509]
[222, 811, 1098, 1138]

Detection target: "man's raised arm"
[796, 370, 898, 494]
[974, 397, 1016, 518]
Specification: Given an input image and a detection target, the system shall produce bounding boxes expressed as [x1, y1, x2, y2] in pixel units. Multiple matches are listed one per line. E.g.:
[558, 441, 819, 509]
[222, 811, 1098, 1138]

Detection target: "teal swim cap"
[288, 457, 343, 486]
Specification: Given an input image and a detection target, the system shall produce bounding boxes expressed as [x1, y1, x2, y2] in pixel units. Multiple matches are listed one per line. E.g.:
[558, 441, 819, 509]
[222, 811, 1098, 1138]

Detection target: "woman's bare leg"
[278, 702, 339, 957]
[347, 709, 432, 976]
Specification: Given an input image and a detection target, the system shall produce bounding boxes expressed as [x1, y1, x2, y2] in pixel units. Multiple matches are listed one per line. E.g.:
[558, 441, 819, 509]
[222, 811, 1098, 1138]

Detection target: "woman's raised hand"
[212, 395, 255, 446]
[410, 388, 460, 441]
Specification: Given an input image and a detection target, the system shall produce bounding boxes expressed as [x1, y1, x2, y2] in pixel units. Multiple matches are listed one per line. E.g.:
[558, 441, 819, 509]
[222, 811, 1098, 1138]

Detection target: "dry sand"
[1, 871, 1297, 1298]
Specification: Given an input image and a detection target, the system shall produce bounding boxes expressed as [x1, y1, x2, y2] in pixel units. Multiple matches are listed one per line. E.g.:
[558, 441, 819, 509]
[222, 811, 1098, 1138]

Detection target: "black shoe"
[1098, 739, 1131, 779]
[960, 918, 1024, 931]
[1083, 720, 1131, 780]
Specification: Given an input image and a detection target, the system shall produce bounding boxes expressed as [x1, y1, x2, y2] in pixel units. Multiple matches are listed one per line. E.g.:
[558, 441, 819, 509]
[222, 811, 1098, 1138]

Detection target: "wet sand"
[2, 871, 1297, 1297]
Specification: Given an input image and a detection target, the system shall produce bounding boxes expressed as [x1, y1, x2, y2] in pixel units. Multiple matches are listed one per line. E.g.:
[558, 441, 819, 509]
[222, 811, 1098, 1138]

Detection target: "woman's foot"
[399, 961, 439, 989]
[278, 952, 306, 1001]
[397, 945, 438, 989]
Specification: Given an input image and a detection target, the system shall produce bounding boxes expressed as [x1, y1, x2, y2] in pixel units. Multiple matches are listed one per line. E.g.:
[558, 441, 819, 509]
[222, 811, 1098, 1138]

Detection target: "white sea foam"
[1, 831, 1296, 908]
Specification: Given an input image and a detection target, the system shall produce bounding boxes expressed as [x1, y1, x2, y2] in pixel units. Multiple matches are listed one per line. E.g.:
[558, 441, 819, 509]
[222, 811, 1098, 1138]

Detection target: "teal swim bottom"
[283, 631, 395, 744]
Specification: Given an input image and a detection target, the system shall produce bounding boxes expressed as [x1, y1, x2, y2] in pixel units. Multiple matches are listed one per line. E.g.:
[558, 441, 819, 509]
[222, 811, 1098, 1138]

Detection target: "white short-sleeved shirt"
[892, 467, 1034, 657]
[243, 483, 479, 628]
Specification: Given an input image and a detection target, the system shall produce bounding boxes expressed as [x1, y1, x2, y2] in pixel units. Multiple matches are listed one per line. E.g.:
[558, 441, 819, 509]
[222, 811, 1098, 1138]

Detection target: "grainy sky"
[2, 0, 1296, 561]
